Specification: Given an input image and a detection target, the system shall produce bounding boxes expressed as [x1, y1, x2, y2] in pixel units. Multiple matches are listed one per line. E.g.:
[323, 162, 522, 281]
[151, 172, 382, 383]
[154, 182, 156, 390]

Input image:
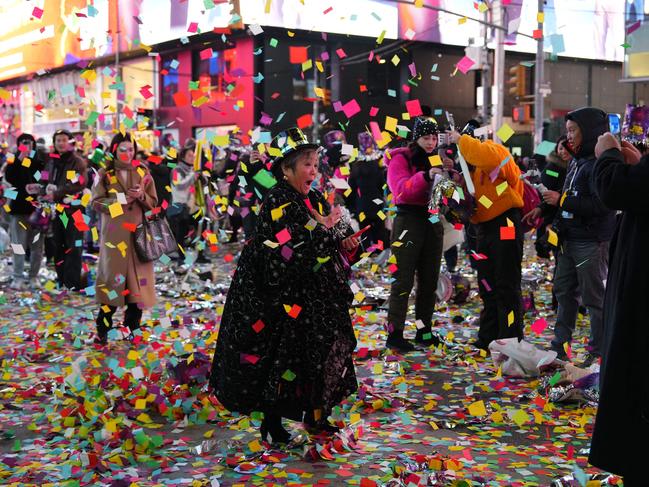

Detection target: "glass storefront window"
[161, 55, 180, 107]
[193, 48, 236, 104]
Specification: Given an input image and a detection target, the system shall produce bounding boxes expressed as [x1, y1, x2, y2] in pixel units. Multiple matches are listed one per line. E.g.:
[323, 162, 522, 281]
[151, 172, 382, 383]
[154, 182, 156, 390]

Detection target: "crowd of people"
[0, 105, 648, 484]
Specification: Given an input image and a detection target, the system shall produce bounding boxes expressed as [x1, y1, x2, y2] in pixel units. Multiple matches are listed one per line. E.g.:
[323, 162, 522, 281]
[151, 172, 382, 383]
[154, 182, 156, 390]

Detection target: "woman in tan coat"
[91, 132, 158, 345]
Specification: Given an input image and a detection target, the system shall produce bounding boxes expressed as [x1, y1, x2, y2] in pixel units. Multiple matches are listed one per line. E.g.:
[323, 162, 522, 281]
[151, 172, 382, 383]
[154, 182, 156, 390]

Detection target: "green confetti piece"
[281, 369, 296, 381]
[86, 111, 99, 126]
[545, 169, 559, 178]
[252, 169, 277, 189]
[269, 38, 278, 47]
[549, 371, 562, 387]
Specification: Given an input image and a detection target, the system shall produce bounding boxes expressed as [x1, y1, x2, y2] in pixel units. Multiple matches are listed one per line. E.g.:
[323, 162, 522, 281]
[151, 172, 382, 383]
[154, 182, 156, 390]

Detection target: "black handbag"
[133, 205, 177, 262]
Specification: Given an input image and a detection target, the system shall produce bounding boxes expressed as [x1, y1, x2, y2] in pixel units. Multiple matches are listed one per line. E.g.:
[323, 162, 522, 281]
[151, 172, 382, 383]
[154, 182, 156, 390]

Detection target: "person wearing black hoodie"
[546, 107, 616, 364]
[4, 133, 46, 289]
[45, 129, 88, 290]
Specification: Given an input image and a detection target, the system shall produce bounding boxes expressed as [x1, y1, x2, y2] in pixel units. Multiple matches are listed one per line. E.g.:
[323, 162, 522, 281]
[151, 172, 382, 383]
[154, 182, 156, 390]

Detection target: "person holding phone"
[384, 117, 445, 352]
[547, 107, 616, 364]
[91, 132, 158, 345]
[588, 132, 647, 485]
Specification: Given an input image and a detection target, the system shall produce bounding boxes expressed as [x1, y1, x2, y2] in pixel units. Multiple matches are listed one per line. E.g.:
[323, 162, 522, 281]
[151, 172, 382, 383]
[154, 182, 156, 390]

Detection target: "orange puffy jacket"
[457, 134, 524, 224]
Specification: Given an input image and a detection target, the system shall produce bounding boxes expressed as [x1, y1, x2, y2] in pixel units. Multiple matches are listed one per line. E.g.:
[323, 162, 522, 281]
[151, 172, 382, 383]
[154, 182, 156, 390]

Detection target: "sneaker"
[9, 279, 26, 290]
[581, 353, 599, 368]
[385, 334, 415, 353]
[28, 278, 40, 289]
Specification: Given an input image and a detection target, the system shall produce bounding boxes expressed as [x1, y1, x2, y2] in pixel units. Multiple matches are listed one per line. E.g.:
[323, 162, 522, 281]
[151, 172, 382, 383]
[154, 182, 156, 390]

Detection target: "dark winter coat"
[347, 156, 386, 220]
[588, 151, 649, 478]
[4, 143, 46, 215]
[149, 159, 172, 208]
[210, 181, 358, 420]
[46, 150, 88, 203]
[556, 107, 615, 242]
[538, 151, 567, 228]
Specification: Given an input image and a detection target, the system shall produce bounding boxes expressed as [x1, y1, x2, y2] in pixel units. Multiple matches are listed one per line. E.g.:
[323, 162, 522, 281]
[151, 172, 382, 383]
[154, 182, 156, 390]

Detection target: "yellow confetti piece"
[507, 310, 515, 326]
[385, 116, 398, 133]
[547, 228, 558, 246]
[478, 2, 489, 13]
[496, 181, 508, 195]
[478, 195, 493, 209]
[428, 155, 442, 167]
[66, 170, 77, 181]
[108, 202, 124, 218]
[511, 409, 530, 427]
[21, 158, 31, 168]
[127, 350, 139, 360]
[496, 123, 515, 143]
[468, 400, 487, 416]
[377, 210, 386, 221]
[537, 12, 545, 22]
[135, 399, 147, 410]
[458, 16, 467, 24]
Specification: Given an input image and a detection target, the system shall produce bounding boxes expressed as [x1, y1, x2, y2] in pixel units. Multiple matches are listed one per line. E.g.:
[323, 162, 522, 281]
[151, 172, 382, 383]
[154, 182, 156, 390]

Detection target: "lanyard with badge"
[560, 160, 581, 220]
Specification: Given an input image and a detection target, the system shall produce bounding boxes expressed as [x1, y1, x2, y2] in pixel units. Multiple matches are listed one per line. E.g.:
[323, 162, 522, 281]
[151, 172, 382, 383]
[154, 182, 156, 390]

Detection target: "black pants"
[387, 212, 444, 334]
[96, 303, 143, 339]
[444, 245, 458, 273]
[168, 204, 191, 258]
[51, 215, 83, 289]
[475, 208, 524, 345]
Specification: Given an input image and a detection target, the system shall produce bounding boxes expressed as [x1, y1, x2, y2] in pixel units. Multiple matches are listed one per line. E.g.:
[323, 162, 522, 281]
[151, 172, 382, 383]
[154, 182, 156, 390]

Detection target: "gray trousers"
[9, 215, 44, 280]
[551, 239, 609, 356]
[387, 212, 444, 334]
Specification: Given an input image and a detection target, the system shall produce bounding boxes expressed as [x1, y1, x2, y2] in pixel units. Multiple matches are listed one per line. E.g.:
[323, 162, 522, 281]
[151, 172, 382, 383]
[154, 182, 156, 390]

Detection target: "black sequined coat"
[210, 181, 358, 420]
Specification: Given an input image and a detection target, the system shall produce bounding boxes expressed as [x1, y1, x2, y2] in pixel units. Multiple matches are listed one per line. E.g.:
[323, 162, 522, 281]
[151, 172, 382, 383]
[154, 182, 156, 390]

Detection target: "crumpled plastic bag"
[489, 338, 557, 377]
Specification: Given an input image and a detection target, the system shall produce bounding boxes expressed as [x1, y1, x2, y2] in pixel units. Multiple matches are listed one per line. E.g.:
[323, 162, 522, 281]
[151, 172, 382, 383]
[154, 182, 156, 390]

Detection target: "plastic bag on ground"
[489, 338, 557, 377]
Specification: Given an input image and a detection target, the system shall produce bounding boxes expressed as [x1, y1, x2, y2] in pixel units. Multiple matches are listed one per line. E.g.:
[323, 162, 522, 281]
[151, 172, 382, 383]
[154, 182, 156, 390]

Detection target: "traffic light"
[508, 65, 527, 98]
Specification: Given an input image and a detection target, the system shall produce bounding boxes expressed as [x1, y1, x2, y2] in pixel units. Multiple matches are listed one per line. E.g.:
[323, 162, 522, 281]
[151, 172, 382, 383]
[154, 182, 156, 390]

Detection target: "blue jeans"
[551, 240, 609, 356]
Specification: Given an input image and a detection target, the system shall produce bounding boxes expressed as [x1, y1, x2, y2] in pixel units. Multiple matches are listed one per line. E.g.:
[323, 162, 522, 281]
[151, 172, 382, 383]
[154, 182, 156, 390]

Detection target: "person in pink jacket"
[384, 117, 445, 352]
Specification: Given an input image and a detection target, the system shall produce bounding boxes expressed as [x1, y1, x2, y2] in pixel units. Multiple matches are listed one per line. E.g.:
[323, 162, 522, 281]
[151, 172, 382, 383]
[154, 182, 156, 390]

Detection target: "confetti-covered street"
[0, 246, 612, 486]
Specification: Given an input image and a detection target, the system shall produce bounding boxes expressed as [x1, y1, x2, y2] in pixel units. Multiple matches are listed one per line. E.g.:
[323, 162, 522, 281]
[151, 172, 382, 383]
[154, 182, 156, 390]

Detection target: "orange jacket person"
[448, 121, 524, 350]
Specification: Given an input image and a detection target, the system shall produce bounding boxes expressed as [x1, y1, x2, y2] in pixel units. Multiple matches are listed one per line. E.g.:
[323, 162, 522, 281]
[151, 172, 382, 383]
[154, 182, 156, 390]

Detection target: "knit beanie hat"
[412, 117, 439, 141]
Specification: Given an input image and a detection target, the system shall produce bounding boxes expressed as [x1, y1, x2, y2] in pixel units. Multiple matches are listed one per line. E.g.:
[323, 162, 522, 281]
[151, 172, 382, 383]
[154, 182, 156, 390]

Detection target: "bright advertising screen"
[239, 0, 399, 39]
[397, 0, 624, 62]
[0, 0, 626, 83]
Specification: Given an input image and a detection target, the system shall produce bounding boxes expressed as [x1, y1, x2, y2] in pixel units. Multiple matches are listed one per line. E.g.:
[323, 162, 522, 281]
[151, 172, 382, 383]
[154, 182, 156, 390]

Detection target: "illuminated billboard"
[624, 0, 649, 79]
[0, 0, 112, 82]
[239, 0, 399, 39]
[398, 0, 624, 62]
[0, 0, 234, 83]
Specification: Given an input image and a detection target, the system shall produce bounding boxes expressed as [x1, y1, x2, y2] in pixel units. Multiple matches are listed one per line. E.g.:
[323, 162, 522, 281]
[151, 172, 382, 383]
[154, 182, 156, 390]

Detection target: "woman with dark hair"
[90, 132, 158, 345]
[210, 127, 359, 443]
[384, 117, 445, 352]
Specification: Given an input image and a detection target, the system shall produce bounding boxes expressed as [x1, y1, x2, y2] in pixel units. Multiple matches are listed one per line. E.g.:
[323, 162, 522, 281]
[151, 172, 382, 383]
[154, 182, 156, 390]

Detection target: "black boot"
[385, 332, 415, 352]
[414, 326, 441, 347]
[260, 412, 291, 444]
[303, 410, 340, 435]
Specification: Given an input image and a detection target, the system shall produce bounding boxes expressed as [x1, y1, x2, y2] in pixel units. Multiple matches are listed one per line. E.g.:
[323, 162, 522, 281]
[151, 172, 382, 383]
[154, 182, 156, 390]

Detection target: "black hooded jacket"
[4, 134, 46, 215]
[556, 107, 615, 242]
